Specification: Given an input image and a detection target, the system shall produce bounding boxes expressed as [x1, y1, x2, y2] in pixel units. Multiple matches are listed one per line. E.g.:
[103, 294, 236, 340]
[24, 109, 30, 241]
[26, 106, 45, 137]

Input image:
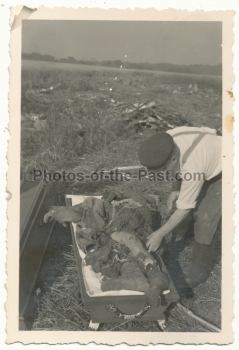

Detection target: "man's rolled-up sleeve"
[176, 179, 204, 210]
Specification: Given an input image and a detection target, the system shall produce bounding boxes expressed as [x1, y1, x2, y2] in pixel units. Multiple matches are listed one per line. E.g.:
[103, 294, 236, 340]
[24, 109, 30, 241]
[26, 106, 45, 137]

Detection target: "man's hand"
[146, 208, 191, 252]
[146, 229, 165, 252]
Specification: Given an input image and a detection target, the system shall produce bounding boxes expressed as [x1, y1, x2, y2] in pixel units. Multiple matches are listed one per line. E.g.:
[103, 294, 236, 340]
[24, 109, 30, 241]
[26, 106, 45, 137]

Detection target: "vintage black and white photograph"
[7, 7, 234, 344]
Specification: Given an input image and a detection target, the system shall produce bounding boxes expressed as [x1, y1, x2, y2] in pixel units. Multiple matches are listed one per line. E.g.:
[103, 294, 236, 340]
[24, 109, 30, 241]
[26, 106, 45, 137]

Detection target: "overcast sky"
[22, 21, 222, 65]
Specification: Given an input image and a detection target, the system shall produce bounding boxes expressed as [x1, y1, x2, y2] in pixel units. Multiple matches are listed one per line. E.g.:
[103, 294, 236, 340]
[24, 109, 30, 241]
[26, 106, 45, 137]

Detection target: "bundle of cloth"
[44, 189, 170, 307]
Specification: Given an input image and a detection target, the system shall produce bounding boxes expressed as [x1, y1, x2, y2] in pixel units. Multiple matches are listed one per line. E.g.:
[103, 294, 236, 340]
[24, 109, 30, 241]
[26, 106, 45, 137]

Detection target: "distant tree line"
[22, 52, 56, 62]
[22, 52, 222, 76]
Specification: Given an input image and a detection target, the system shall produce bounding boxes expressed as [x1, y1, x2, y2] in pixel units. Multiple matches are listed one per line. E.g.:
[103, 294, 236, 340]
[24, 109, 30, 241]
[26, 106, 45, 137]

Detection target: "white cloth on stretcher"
[66, 195, 144, 297]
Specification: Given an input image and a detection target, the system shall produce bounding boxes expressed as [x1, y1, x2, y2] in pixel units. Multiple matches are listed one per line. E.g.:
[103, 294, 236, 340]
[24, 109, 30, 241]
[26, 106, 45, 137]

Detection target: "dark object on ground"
[20, 181, 55, 330]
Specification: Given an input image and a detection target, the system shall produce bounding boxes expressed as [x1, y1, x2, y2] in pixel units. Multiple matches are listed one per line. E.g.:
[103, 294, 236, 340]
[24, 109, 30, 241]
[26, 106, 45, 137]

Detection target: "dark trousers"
[187, 226, 220, 287]
[174, 174, 222, 286]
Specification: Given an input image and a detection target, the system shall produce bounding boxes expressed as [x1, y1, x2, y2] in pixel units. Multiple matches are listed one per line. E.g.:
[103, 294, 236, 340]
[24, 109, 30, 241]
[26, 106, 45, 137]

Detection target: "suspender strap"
[181, 133, 207, 166]
[172, 131, 209, 138]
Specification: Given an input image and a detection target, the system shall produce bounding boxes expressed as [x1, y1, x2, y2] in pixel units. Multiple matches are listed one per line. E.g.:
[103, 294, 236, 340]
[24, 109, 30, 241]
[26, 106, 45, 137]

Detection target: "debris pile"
[109, 99, 191, 132]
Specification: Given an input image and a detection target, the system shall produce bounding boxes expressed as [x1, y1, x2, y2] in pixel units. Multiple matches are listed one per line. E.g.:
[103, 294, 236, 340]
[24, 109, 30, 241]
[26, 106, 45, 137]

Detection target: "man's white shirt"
[166, 126, 222, 210]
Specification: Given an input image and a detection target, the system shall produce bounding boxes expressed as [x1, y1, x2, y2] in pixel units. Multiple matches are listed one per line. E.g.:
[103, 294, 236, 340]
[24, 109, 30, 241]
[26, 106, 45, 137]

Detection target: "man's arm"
[147, 178, 204, 252]
[166, 179, 182, 214]
[146, 208, 190, 251]
[172, 178, 182, 192]
[160, 208, 190, 235]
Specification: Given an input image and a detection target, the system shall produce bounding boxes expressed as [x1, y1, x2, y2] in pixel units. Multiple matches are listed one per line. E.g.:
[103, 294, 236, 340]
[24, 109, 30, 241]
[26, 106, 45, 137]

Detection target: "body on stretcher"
[65, 195, 179, 328]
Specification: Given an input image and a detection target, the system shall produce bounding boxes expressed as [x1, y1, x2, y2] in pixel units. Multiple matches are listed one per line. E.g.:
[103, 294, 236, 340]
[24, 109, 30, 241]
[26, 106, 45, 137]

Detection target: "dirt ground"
[21, 61, 222, 332]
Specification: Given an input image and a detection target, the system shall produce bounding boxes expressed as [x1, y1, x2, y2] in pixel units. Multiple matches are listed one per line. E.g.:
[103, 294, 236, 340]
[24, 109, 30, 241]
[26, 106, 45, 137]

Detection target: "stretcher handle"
[106, 303, 151, 320]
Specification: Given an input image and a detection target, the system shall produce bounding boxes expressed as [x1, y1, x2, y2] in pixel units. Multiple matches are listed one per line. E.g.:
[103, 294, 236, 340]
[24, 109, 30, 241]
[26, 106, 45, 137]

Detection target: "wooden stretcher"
[66, 195, 179, 330]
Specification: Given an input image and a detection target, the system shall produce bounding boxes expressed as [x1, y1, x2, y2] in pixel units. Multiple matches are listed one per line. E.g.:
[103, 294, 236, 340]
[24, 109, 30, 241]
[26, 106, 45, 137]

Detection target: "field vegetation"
[23, 52, 222, 76]
[21, 60, 222, 332]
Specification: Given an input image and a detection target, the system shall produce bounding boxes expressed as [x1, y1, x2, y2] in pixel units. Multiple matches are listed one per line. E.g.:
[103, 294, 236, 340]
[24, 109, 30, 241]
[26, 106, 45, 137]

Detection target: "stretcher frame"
[66, 195, 180, 330]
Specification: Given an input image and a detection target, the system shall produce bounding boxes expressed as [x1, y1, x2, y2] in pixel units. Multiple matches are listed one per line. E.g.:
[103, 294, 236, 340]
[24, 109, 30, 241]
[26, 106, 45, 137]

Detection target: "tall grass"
[21, 75, 131, 180]
[21, 65, 221, 185]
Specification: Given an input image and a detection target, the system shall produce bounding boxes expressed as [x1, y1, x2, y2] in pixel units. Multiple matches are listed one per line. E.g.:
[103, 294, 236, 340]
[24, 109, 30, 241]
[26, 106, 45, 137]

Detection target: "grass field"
[21, 59, 222, 332]
[22, 59, 222, 80]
